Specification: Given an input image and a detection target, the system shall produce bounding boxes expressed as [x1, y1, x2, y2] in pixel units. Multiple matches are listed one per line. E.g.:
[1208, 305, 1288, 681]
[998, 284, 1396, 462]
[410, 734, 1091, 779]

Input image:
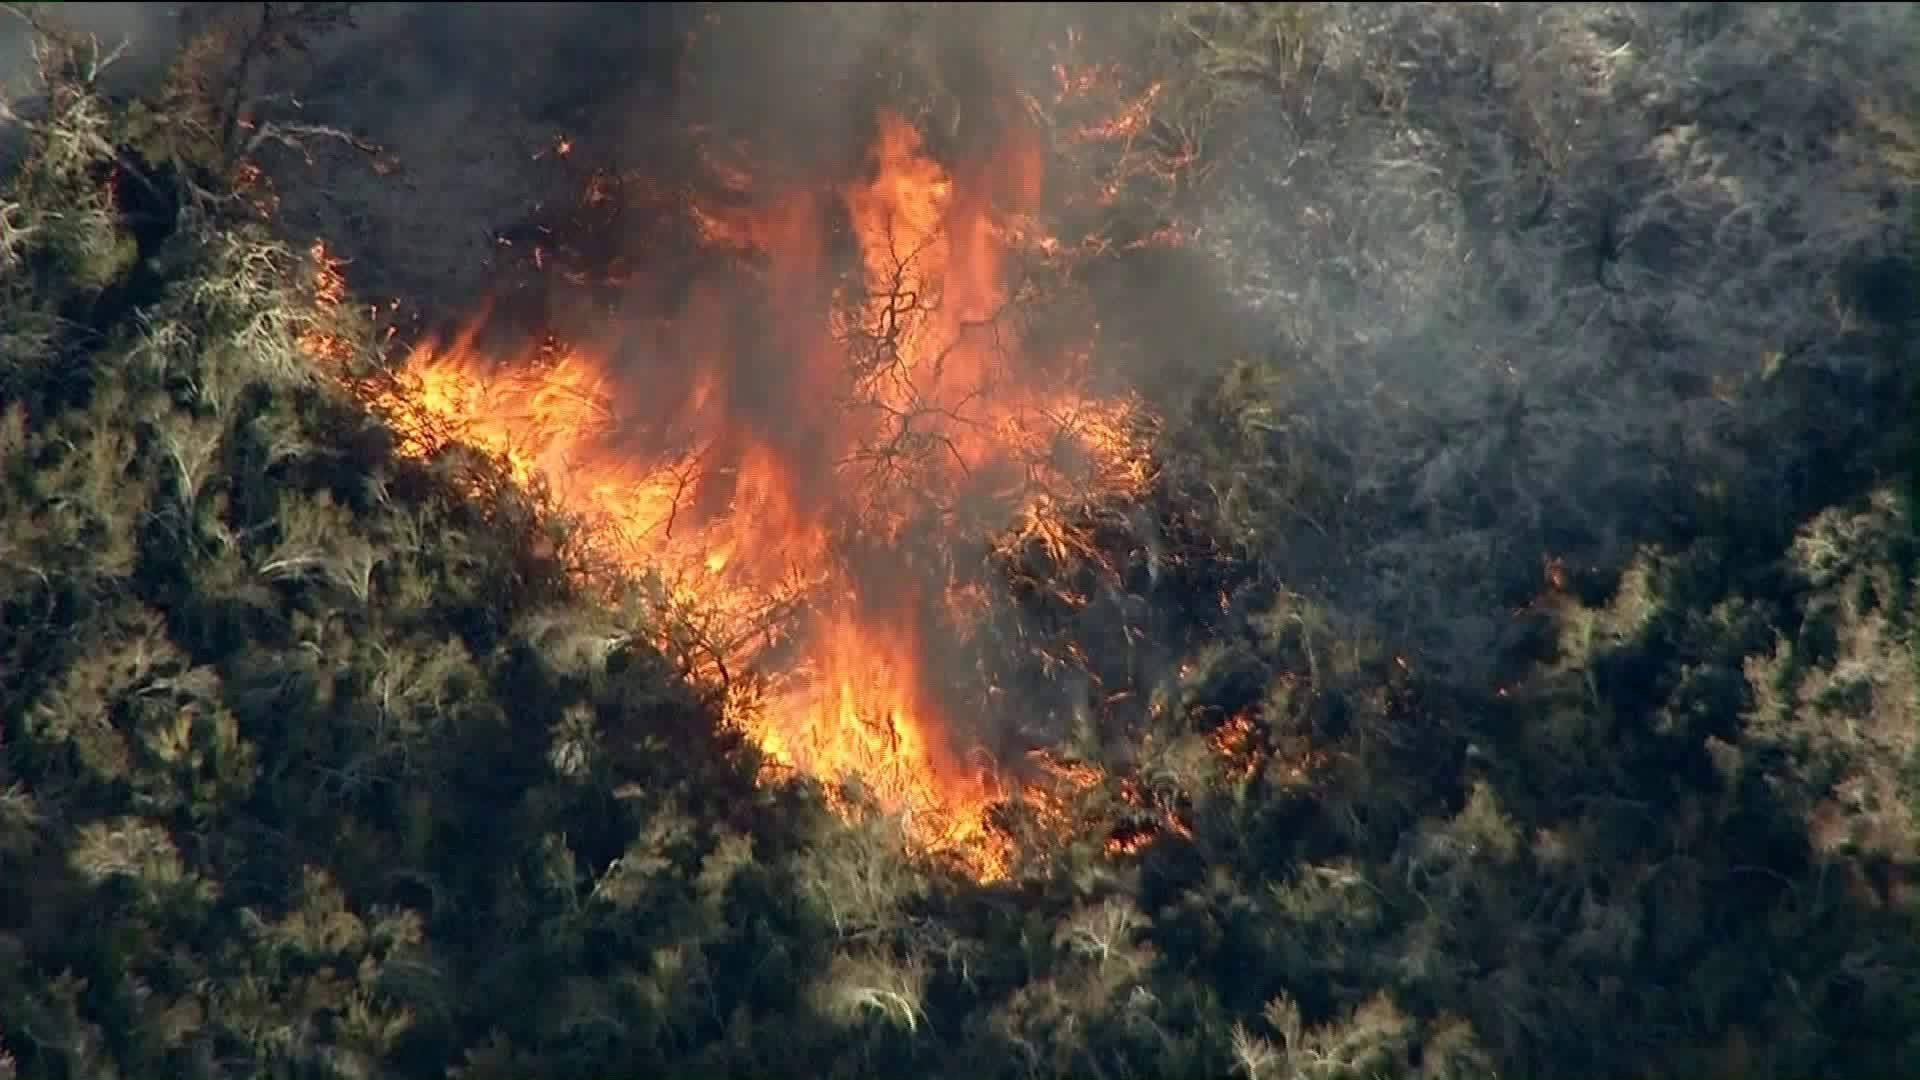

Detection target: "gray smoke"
[1186, 2, 1916, 685]
[7, 1, 1914, 711]
[0, 3, 185, 93]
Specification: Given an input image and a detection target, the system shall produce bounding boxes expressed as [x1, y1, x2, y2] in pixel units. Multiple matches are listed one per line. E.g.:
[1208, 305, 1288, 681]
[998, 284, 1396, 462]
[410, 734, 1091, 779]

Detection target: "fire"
[326, 107, 1152, 879]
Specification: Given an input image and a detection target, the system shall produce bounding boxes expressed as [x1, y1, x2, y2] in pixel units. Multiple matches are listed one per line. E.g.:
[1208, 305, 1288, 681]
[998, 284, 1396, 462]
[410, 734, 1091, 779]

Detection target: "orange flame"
[333, 109, 1153, 878]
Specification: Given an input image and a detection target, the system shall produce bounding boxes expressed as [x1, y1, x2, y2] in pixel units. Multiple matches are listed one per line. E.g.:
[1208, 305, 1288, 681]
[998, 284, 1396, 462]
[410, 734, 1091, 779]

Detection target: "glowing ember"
[327, 107, 1153, 878]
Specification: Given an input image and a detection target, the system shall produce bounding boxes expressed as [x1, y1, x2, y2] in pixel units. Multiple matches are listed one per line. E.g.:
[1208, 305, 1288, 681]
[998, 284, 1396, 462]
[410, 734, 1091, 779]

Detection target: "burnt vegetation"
[4, 3, 1920, 1078]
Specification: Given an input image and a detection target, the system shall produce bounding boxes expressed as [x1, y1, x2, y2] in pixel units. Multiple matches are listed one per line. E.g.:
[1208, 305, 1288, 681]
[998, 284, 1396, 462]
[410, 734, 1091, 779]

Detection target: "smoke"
[3, 4, 661, 304]
[239, 3, 683, 314]
[0, 3, 186, 92]
[11, 2, 1913, 772]
[0, 1, 186, 177]
[1181, 2, 1917, 686]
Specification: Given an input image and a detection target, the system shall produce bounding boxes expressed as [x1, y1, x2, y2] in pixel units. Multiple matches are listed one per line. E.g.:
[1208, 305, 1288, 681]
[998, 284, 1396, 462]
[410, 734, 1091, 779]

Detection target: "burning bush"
[8, 4, 1920, 1079]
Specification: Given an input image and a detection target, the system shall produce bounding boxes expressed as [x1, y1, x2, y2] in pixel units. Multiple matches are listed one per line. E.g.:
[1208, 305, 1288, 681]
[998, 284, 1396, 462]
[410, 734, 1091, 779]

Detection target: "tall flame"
[339, 109, 1150, 877]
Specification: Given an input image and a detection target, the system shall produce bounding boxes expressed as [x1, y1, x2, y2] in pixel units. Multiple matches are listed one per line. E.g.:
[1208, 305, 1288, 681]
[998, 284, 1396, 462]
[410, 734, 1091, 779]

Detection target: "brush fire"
[304, 40, 1189, 880]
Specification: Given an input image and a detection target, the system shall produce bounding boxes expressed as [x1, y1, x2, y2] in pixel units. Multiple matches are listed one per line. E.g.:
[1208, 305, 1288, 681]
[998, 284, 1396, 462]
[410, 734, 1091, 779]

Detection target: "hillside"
[4, 4, 1920, 1078]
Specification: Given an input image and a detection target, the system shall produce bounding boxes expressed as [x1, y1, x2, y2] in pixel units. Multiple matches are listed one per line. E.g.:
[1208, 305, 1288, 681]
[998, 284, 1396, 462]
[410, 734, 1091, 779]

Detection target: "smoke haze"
[9, 0, 1915, 750]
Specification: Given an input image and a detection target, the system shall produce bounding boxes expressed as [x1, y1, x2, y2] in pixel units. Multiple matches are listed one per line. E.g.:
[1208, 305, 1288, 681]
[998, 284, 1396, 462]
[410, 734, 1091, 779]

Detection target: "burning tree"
[295, 5, 1222, 879]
